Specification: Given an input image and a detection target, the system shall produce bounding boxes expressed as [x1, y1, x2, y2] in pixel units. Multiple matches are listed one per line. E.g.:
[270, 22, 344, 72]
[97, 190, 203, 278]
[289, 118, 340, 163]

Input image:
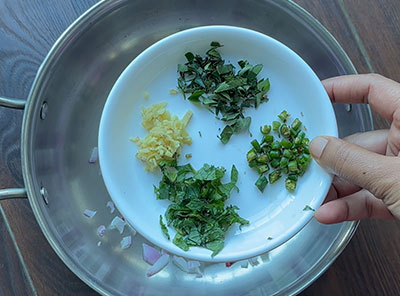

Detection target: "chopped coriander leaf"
[173, 233, 189, 251]
[267, 236, 273, 240]
[156, 162, 248, 256]
[177, 42, 270, 143]
[303, 205, 315, 211]
[206, 240, 225, 257]
[159, 215, 170, 240]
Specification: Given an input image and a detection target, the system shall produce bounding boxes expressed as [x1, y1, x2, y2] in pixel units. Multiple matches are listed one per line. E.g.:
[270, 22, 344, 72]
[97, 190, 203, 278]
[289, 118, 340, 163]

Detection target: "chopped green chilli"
[177, 42, 271, 143]
[246, 111, 312, 192]
[255, 175, 268, 192]
[155, 160, 249, 257]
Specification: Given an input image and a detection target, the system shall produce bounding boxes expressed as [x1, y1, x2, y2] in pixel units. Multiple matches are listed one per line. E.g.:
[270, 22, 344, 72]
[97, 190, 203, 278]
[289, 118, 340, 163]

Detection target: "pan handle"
[0, 97, 27, 200]
[0, 188, 27, 200]
[0, 96, 26, 109]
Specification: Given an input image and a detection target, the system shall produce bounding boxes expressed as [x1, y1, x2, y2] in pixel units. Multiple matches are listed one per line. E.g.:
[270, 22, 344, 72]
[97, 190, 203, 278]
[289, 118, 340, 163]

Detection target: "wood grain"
[0, 212, 34, 296]
[1, 199, 98, 296]
[340, 0, 400, 130]
[1, 0, 400, 295]
[0, 0, 99, 295]
[297, 0, 400, 295]
[341, 0, 400, 81]
[294, 0, 393, 130]
[294, 0, 371, 74]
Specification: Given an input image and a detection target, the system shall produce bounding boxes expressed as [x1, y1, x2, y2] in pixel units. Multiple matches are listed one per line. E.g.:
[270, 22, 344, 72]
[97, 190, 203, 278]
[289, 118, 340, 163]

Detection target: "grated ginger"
[131, 102, 192, 171]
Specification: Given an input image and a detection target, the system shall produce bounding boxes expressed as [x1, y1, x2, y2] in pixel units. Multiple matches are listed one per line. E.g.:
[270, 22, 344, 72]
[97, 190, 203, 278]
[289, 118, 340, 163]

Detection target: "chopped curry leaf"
[230, 165, 239, 184]
[177, 42, 270, 143]
[218, 126, 234, 144]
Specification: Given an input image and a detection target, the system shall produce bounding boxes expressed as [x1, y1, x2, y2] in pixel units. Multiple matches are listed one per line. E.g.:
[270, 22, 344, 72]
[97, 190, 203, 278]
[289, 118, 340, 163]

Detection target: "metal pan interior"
[21, 0, 371, 295]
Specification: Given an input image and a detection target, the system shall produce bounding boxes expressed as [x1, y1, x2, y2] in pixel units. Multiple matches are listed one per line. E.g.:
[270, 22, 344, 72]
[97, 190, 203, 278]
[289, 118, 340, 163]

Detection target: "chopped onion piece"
[172, 256, 188, 272]
[142, 243, 162, 265]
[83, 209, 97, 218]
[260, 253, 270, 263]
[120, 236, 132, 250]
[187, 260, 200, 270]
[106, 201, 115, 214]
[97, 241, 102, 247]
[97, 225, 106, 237]
[146, 254, 170, 277]
[187, 260, 202, 276]
[240, 260, 249, 269]
[109, 216, 126, 234]
[89, 147, 98, 163]
[126, 224, 137, 236]
[248, 257, 260, 267]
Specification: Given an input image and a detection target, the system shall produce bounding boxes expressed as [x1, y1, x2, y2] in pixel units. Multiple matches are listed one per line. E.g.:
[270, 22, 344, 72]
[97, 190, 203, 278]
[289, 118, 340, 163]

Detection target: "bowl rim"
[98, 24, 338, 262]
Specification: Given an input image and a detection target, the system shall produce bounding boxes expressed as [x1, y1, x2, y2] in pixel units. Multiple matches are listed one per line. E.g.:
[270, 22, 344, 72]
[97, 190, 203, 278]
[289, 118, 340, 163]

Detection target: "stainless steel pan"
[0, 0, 372, 295]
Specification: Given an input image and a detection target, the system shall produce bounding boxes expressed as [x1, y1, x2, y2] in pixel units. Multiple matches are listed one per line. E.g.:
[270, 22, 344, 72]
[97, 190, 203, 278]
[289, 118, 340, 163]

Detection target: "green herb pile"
[155, 160, 249, 257]
[247, 110, 311, 193]
[177, 42, 271, 144]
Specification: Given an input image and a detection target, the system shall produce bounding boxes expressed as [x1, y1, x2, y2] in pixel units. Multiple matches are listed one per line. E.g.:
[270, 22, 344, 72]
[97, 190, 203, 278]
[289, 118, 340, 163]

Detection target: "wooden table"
[1, 1, 399, 295]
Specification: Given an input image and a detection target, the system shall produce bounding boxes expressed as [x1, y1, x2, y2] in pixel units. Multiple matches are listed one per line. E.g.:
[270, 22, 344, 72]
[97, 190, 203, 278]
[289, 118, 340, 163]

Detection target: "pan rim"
[19, 0, 363, 295]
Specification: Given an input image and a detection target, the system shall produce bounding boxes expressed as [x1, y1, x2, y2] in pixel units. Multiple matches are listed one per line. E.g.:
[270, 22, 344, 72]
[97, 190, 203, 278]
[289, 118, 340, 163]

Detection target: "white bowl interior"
[99, 26, 337, 262]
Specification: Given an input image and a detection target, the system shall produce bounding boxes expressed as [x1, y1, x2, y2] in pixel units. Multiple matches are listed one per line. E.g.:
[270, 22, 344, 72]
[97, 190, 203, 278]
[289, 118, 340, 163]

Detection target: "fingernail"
[310, 137, 328, 159]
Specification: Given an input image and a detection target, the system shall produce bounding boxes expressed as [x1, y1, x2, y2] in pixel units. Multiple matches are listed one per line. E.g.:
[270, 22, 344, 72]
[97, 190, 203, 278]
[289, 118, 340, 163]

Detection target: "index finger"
[322, 74, 400, 120]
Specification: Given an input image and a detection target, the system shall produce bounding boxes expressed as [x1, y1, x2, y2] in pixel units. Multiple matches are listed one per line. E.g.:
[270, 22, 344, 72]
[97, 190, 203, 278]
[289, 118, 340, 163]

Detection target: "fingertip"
[314, 201, 348, 224]
[309, 136, 329, 159]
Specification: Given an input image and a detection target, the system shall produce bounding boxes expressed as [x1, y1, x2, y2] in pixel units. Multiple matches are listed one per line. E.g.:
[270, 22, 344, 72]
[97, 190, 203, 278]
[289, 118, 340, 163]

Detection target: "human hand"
[310, 74, 400, 224]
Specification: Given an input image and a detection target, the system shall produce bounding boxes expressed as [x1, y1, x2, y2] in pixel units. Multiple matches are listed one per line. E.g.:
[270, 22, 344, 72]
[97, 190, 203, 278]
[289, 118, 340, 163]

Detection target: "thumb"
[309, 136, 400, 207]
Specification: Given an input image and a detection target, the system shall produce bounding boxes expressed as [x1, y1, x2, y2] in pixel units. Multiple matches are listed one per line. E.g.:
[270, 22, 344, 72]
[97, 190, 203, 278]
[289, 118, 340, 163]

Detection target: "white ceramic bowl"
[99, 25, 337, 262]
